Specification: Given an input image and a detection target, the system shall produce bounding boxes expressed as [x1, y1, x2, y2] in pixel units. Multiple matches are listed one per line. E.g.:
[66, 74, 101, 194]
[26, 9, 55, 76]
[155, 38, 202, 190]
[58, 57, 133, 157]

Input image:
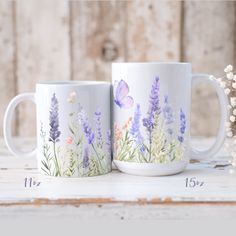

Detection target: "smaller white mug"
[112, 62, 228, 176]
[4, 81, 112, 177]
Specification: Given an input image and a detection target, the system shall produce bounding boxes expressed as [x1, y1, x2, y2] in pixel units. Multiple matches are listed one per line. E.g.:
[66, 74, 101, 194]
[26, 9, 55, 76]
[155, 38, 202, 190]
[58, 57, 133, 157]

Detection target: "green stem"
[141, 152, 149, 163]
[53, 142, 61, 176]
[119, 147, 130, 161]
[118, 140, 134, 161]
[149, 131, 152, 162]
[117, 131, 130, 160]
[43, 148, 51, 175]
[91, 143, 104, 173]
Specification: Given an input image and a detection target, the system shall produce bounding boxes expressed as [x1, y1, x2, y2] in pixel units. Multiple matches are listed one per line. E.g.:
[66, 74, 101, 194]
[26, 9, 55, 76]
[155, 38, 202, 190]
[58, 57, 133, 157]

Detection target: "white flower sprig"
[212, 64, 236, 167]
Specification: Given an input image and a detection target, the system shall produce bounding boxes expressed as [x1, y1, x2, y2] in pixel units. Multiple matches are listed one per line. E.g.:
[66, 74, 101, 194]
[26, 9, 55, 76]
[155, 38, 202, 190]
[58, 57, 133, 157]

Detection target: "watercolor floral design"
[40, 92, 111, 177]
[114, 77, 186, 164]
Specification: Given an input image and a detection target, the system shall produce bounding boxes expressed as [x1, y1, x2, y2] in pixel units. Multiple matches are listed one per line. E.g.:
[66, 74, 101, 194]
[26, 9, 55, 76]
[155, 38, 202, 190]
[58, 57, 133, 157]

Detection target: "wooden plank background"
[0, 0, 235, 137]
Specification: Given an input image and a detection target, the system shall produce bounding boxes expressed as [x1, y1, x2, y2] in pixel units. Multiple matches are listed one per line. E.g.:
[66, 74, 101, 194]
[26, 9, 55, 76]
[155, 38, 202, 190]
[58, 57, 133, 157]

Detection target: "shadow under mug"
[4, 81, 112, 177]
[112, 62, 228, 176]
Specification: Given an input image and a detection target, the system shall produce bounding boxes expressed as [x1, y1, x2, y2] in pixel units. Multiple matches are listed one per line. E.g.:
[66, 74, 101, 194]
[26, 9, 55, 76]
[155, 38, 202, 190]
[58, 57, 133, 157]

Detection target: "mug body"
[112, 62, 191, 176]
[36, 81, 111, 177]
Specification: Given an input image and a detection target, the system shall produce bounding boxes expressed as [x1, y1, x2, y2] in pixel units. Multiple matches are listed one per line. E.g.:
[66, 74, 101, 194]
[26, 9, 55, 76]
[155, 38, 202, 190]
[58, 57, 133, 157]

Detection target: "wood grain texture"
[15, 0, 71, 136]
[0, 138, 234, 203]
[1, 204, 236, 220]
[70, 1, 126, 82]
[0, 0, 235, 138]
[0, 138, 236, 219]
[183, 1, 236, 136]
[126, 0, 181, 61]
[0, 1, 15, 136]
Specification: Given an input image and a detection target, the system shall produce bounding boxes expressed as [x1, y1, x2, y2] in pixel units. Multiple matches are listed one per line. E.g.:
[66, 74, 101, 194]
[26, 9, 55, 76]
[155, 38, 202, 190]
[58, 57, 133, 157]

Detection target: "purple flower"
[178, 109, 186, 143]
[162, 95, 174, 135]
[83, 147, 89, 168]
[48, 93, 61, 143]
[94, 109, 102, 147]
[78, 109, 95, 145]
[130, 104, 145, 152]
[106, 129, 112, 156]
[143, 77, 161, 131]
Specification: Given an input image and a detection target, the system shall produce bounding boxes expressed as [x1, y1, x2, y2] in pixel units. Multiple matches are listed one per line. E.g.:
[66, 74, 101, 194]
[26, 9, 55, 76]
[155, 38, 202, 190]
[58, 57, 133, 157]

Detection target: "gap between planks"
[2, 198, 236, 207]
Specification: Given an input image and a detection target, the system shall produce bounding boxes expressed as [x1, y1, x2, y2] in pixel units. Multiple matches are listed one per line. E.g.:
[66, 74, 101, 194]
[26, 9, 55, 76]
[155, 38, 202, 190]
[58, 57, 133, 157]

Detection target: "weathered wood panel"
[183, 1, 236, 136]
[70, 1, 126, 81]
[0, 0, 235, 138]
[0, 1, 15, 136]
[126, 0, 181, 61]
[15, 0, 71, 136]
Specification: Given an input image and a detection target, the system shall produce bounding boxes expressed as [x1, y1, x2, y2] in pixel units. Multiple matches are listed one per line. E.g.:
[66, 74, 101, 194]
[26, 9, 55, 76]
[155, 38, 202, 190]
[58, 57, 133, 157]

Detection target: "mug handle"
[3, 93, 36, 157]
[190, 74, 228, 160]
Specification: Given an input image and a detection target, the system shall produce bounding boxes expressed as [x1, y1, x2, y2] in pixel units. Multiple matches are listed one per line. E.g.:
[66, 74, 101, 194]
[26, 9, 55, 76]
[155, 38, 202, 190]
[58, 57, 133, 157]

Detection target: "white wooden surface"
[0, 138, 236, 219]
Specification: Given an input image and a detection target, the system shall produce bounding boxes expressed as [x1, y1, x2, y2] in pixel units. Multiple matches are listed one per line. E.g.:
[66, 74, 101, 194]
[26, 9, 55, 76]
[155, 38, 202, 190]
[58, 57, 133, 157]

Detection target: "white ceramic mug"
[4, 81, 112, 177]
[112, 62, 228, 176]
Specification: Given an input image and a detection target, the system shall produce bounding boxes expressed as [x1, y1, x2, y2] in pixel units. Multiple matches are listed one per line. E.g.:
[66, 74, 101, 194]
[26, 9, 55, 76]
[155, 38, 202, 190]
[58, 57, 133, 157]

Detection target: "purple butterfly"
[114, 80, 134, 109]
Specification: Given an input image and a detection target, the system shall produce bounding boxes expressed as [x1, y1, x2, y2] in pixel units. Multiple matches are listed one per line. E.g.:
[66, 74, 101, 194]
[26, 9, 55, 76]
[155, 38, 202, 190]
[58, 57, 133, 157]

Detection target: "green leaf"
[69, 125, 75, 135]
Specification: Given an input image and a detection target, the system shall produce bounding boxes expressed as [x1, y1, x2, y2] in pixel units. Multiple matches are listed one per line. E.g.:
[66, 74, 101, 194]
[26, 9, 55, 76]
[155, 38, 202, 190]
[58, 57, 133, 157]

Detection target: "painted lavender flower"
[130, 104, 145, 152]
[78, 107, 104, 173]
[114, 76, 187, 164]
[48, 93, 61, 176]
[162, 95, 174, 135]
[49, 93, 61, 143]
[178, 109, 186, 143]
[78, 109, 95, 145]
[40, 96, 111, 176]
[143, 77, 161, 131]
[142, 77, 161, 160]
[106, 130, 112, 157]
[94, 109, 102, 147]
[83, 147, 89, 168]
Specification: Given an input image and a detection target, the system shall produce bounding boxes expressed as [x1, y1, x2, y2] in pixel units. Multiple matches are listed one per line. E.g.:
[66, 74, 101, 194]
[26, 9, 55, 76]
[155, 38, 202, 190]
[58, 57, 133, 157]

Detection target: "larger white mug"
[112, 62, 228, 176]
[4, 81, 112, 177]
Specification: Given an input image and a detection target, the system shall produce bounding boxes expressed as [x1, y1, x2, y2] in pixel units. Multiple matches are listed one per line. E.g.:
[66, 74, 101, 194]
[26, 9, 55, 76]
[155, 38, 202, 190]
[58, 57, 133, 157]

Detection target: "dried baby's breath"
[214, 65, 236, 168]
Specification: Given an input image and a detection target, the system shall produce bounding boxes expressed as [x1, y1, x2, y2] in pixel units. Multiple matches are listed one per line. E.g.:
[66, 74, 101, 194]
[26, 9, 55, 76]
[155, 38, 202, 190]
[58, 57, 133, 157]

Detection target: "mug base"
[113, 160, 188, 176]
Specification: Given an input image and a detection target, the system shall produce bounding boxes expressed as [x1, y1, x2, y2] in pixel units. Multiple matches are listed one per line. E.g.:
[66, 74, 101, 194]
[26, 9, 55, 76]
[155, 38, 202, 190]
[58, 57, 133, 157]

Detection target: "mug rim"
[112, 62, 191, 66]
[37, 81, 111, 86]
